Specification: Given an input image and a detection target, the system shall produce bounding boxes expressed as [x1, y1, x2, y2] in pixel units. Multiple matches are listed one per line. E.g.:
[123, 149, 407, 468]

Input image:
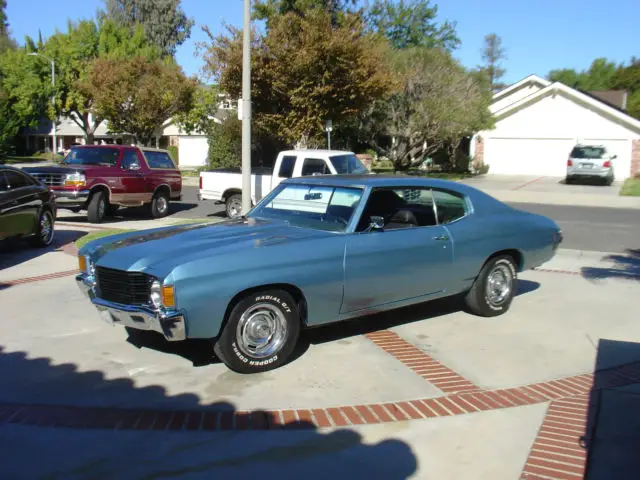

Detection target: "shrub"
[168, 145, 179, 164]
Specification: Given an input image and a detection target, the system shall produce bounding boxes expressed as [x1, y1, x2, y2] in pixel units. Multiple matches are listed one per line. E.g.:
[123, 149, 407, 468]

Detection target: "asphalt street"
[169, 186, 638, 253]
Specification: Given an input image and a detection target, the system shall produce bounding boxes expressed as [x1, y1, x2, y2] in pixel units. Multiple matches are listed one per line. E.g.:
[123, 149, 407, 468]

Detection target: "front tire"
[214, 289, 301, 373]
[87, 191, 107, 224]
[464, 255, 517, 317]
[29, 209, 55, 248]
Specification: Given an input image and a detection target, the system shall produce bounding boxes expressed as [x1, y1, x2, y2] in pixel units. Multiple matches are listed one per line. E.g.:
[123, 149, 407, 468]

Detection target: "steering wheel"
[320, 213, 349, 226]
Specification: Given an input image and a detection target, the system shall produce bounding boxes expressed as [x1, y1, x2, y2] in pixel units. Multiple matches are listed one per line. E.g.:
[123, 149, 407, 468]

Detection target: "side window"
[432, 189, 468, 224]
[301, 158, 330, 176]
[357, 186, 438, 231]
[144, 151, 176, 169]
[120, 150, 141, 170]
[0, 172, 8, 192]
[277, 155, 296, 178]
[4, 171, 32, 190]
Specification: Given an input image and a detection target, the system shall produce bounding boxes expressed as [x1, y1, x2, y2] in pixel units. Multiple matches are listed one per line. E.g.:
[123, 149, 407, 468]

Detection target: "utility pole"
[29, 53, 56, 161]
[241, 0, 252, 215]
[325, 119, 332, 150]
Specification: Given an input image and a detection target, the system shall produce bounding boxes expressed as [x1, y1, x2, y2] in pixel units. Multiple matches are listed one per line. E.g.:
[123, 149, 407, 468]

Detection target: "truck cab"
[199, 149, 370, 218]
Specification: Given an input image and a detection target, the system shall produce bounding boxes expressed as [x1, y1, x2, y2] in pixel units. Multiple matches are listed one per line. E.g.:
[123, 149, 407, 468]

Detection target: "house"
[470, 75, 640, 179]
[21, 94, 238, 168]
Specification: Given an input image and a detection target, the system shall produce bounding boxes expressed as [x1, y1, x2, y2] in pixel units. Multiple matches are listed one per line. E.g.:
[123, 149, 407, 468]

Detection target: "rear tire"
[225, 194, 243, 219]
[213, 289, 301, 374]
[87, 191, 107, 224]
[464, 255, 517, 317]
[565, 176, 573, 185]
[150, 190, 170, 219]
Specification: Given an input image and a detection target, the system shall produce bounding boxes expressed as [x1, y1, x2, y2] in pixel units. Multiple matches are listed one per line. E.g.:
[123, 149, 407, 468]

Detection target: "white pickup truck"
[198, 149, 370, 218]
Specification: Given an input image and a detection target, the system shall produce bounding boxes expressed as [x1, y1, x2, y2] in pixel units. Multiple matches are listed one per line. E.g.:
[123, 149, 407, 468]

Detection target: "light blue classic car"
[76, 175, 562, 373]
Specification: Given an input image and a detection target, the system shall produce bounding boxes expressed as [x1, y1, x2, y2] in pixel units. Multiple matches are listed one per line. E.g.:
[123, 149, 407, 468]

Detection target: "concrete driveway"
[1, 226, 639, 479]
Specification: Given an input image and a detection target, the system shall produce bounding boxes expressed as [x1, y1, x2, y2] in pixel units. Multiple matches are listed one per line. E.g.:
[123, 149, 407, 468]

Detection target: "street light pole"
[241, 0, 252, 215]
[29, 53, 56, 161]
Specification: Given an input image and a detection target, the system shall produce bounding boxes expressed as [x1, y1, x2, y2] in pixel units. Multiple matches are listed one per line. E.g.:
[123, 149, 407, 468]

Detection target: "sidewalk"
[485, 188, 640, 209]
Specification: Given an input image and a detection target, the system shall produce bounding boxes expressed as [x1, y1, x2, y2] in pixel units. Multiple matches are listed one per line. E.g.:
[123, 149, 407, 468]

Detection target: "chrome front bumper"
[76, 273, 186, 341]
[52, 189, 90, 206]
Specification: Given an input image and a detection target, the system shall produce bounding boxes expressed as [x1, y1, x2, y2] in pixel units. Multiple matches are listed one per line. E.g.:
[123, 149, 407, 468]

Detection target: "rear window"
[570, 146, 605, 159]
[144, 151, 176, 169]
[278, 155, 296, 178]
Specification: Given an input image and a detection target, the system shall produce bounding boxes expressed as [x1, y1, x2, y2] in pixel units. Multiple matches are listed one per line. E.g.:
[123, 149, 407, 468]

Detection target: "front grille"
[32, 173, 65, 187]
[95, 266, 151, 306]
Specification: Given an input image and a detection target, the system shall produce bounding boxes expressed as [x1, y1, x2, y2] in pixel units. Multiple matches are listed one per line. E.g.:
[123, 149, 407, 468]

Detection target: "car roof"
[280, 149, 353, 156]
[284, 173, 463, 190]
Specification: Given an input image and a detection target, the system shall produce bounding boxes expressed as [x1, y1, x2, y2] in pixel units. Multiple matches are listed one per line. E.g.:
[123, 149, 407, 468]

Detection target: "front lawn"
[371, 168, 475, 181]
[620, 176, 640, 196]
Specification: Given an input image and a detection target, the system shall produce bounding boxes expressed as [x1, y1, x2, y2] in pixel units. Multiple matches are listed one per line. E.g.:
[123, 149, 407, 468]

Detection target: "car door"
[0, 169, 41, 238]
[141, 149, 181, 200]
[117, 148, 148, 204]
[341, 186, 454, 314]
[300, 157, 333, 176]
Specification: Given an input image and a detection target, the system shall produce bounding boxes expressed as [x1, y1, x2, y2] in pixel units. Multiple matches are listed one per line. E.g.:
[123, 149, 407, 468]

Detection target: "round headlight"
[150, 280, 162, 308]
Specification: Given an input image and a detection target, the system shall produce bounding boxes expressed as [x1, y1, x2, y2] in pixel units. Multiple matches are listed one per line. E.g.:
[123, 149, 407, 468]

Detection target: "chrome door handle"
[433, 235, 449, 241]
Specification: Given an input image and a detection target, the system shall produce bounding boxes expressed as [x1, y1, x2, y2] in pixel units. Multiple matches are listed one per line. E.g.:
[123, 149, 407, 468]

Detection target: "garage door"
[484, 138, 575, 176]
[580, 138, 632, 180]
[178, 136, 209, 168]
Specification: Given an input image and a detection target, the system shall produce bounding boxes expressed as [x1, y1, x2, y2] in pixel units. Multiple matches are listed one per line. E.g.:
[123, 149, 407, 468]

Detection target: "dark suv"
[23, 145, 182, 223]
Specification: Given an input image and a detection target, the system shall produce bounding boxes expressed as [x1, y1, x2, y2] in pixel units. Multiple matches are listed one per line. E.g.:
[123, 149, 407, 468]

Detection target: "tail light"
[199, 175, 202, 189]
[567, 158, 573, 166]
[603, 160, 611, 168]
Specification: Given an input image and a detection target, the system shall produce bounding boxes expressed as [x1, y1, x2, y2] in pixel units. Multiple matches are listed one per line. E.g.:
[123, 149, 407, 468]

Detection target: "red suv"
[23, 145, 182, 223]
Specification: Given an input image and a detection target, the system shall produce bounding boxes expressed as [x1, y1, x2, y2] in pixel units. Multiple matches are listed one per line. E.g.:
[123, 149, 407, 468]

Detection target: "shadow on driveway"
[581, 249, 640, 281]
[0, 345, 418, 479]
[584, 339, 640, 479]
[0, 228, 85, 272]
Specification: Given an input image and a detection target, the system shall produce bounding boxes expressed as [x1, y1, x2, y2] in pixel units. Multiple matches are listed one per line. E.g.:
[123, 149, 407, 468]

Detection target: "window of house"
[277, 155, 297, 178]
[144, 150, 176, 169]
[301, 158, 330, 176]
[432, 189, 468, 224]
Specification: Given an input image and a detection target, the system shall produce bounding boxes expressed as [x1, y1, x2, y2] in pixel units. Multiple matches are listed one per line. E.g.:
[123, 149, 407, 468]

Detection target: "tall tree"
[364, 47, 493, 171]
[101, 0, 194, 57]
[253, 0, 357, 27]
[201, 9, 394, 148]
[364, 0, 459, 50]
[548, 58, 619, 90]
[612, 59, 640, 119]
[4, 18, 162, 144]
[0, 0, 16, 53]
[87, 57, 196, 145]
[480, 33, 507, 93]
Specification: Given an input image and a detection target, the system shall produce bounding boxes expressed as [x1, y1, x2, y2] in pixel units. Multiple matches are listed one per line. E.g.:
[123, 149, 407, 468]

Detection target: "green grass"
[75, 229, 131, 249]
[371, 168, 474, 180]
[2, 152, 64, 164]
[620, 176, 640, 196]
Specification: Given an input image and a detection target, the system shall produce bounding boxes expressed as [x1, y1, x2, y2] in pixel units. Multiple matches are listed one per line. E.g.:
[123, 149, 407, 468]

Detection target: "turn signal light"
[567, 159, 573, 166]
[161, 285, 176, 308]
[78, 255, 87, 272]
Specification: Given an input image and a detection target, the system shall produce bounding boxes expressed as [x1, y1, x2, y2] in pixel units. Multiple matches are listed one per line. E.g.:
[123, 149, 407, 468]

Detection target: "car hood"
[80, 217, 334, 276]
[22, 164, 106, 175]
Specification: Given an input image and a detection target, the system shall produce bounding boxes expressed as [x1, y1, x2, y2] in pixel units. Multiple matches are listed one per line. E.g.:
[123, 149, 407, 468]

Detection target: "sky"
[5, 0, 640, 85]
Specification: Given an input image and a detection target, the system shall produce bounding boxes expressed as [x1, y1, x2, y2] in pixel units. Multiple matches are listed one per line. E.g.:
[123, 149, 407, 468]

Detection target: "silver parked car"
[565, 144, 616, 186]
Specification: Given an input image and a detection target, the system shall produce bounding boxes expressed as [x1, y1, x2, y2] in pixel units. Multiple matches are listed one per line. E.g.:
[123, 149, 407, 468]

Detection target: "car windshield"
[248, 183, 364, 233]
[329, 154, 368, 174]
[63, 147, 120, 166]
[570, 146, 606, 159]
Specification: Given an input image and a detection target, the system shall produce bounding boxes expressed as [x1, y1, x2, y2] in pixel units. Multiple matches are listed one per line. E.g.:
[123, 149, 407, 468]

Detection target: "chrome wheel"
[156, 196, 168, 214]
[227, 198, 242, 218]
[235, 303, 288, 359]
[485, 264, 512, 306]
[97, 198, 106, 218]
[40, 211, 54, 245]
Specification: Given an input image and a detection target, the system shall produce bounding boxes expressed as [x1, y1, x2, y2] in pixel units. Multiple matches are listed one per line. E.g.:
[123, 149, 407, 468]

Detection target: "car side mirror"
[127, 163, 140, 171]
[365, 216, 385, 232]
[612, 154, 617, 159]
